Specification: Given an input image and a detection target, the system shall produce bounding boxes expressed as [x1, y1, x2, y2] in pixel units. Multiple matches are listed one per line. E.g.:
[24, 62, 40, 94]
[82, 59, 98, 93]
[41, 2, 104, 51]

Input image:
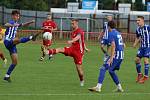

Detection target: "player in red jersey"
[0, 27, 7, 67]
[43, 19, 89, 86]
[39, 13, 57, 61]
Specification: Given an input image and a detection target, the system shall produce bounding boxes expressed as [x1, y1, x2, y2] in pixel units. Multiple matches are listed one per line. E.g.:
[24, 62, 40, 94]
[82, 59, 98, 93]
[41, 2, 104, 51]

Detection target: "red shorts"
[43, 40, 52, 47]
[63, 46, 84, 65]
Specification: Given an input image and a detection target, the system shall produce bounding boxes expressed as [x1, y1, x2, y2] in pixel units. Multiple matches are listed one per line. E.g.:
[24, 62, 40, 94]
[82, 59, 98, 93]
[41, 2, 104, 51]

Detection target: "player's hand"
[67, 40, 73, 44]
[133, 44, 136, 48]
[107, 58, 113, 66]
[85, 48, 90, 52]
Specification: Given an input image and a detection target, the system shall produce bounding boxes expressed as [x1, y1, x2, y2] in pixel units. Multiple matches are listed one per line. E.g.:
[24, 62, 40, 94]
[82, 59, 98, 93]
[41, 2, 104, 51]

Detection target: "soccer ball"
[43, 32, 52, 40]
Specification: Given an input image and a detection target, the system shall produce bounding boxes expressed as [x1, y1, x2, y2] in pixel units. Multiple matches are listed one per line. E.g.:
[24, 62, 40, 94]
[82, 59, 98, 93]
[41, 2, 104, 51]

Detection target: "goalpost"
[59, 17, 101, 41]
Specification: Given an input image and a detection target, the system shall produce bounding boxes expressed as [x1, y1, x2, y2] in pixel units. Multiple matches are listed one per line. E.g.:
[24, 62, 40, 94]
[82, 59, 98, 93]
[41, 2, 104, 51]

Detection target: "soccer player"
[99, 15, 113, 60]
[43, 19, 89, 86]
[0, 27, 7, 66]
[133, 16, 150, 84]
[88, 21, 124, 92]
[3, 10, 38, 82]
[39, 13, 57, 61]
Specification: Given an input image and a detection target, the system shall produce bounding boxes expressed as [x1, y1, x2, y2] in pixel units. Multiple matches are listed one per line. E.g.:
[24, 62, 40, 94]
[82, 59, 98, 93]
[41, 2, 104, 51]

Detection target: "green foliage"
[0, 0, 147, 11]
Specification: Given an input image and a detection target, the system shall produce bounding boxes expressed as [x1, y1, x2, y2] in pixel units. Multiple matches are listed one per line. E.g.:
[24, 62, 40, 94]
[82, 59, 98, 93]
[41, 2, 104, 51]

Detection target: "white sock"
[80, 80, 84, 86]
[117, 84, 122, 90]
[5, 74, 10, 77]
[96, 83, 102, 89]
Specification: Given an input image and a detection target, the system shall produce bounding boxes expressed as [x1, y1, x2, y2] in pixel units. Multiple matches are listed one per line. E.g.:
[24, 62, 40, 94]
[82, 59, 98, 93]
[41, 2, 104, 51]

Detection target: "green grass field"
[0, 42, 150, 100]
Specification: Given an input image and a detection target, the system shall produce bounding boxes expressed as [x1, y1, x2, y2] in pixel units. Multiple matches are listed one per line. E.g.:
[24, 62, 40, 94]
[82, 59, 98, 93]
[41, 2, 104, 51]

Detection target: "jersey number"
[117, 35, 123, 45]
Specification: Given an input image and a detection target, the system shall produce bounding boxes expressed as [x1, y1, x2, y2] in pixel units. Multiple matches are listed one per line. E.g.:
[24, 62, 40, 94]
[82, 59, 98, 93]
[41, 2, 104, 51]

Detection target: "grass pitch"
[0, 42, 150, 100]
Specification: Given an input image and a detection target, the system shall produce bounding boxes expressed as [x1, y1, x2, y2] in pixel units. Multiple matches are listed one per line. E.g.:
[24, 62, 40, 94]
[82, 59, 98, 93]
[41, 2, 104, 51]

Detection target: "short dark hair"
[108, 21, 116, 29]
[137, 16, 144, 20]
[11, 10, 20, 15]
[71, 18, 79, 22]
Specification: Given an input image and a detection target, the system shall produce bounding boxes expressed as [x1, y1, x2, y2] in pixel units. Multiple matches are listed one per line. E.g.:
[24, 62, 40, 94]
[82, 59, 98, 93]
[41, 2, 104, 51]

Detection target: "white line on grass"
[0, 93, 150, 96]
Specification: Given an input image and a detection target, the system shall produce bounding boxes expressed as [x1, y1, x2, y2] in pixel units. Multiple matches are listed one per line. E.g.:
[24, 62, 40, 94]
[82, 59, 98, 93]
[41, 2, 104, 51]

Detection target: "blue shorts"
[4, 40, 17, 54]
[137, 47, 150, 58]
[100, 39, 110, 46]
[103, 58, 123, 71]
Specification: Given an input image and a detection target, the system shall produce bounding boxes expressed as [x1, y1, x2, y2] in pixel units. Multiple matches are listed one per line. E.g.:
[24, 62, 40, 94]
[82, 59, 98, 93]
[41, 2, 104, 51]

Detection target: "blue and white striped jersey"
[108, 29, 124, 59]
[5, 20, 19, 40]
[103, 22, 109, 39]
[136, 25, 150, 48]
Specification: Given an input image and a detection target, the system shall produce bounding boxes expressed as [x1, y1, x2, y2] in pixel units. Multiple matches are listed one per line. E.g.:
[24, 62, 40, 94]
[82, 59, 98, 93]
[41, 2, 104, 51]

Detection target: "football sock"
[6, 64, 16, 76]
[0, 53, 5, 60]
[20, 37, 30, 43]
[136, 63, 141, 74]
[144, 64, 149, 77]
[49, 49, 56, 55]
[109, 70, 120, 85]
[98, 65, 107, 84]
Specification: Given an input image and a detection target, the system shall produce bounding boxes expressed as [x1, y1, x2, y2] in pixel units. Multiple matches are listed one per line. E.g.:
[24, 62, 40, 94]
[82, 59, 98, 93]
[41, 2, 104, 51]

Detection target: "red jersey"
[42, 20, 57, 33]
[71, 28, 85, 53]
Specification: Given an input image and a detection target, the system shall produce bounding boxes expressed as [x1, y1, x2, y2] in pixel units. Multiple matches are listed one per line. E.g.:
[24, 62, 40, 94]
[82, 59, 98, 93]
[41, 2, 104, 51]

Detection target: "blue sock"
[6, 64, 16, 75]
[136, 63, 141, 74]
[144, 64, 149, 76]
[20, 37, 30, 43]
[98, 64, 108, 84]
[109, 69, 120, 85]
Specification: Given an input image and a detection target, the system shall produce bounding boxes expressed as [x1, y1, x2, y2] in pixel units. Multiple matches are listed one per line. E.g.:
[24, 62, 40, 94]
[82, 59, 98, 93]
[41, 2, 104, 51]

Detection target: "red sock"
[49, 49, 56, 55]
[0, 53, 5, 60]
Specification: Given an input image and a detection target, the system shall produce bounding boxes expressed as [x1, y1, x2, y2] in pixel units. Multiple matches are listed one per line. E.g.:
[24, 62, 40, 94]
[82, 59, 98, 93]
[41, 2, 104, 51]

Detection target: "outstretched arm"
[21, 20, 35, 27]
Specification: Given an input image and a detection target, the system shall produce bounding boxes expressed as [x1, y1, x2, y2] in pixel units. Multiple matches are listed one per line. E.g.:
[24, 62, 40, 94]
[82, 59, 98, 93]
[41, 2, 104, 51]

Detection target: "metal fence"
[0, 6, 150, 34]
[1, 6, 150, 43]
[17, 30, 136, 43]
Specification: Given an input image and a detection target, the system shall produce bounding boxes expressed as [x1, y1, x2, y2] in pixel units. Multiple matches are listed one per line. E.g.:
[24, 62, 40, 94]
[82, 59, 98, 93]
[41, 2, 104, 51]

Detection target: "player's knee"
[135, 57, 140, 63]
[57, 48, 64, 53]
[144, 59, 149, 64]
[12, 60, 18, 65]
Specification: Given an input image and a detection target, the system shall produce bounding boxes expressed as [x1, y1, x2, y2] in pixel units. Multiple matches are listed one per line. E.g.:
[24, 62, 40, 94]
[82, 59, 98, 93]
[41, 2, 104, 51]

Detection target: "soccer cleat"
[31, 33, 39, 41]
[138, 76, 149, 84]
[88, 86, 101, 92]
[4, 77, 11, 82]
[136, 73, 143, 83]
[113, 88, 124, 92]
[3, 58, 7, 67]
[39, 57, 44, 61]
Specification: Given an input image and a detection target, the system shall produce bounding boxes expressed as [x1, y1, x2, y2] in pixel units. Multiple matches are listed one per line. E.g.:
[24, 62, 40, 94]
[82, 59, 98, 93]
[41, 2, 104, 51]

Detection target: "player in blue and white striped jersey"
[89, 21, 124, 92]
[3, 10, 39, 82]
[133, 16, 150, 84]
[100, 15, 113, 61]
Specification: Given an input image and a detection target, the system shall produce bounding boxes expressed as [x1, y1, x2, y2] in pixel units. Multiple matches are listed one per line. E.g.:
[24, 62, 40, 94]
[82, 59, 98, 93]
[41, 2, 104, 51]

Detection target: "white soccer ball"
[43, 32, 52, 40]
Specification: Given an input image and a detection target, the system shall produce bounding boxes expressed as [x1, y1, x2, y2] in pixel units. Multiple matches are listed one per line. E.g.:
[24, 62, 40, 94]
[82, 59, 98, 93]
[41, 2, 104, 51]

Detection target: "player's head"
[11, 10, 20, 21]
[108, 21, 116, 31]
[136, 16, 144, 27]
[71, 19, 79, 30]
[47, 13, 52, 20]
[106, 15, 113, 21]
